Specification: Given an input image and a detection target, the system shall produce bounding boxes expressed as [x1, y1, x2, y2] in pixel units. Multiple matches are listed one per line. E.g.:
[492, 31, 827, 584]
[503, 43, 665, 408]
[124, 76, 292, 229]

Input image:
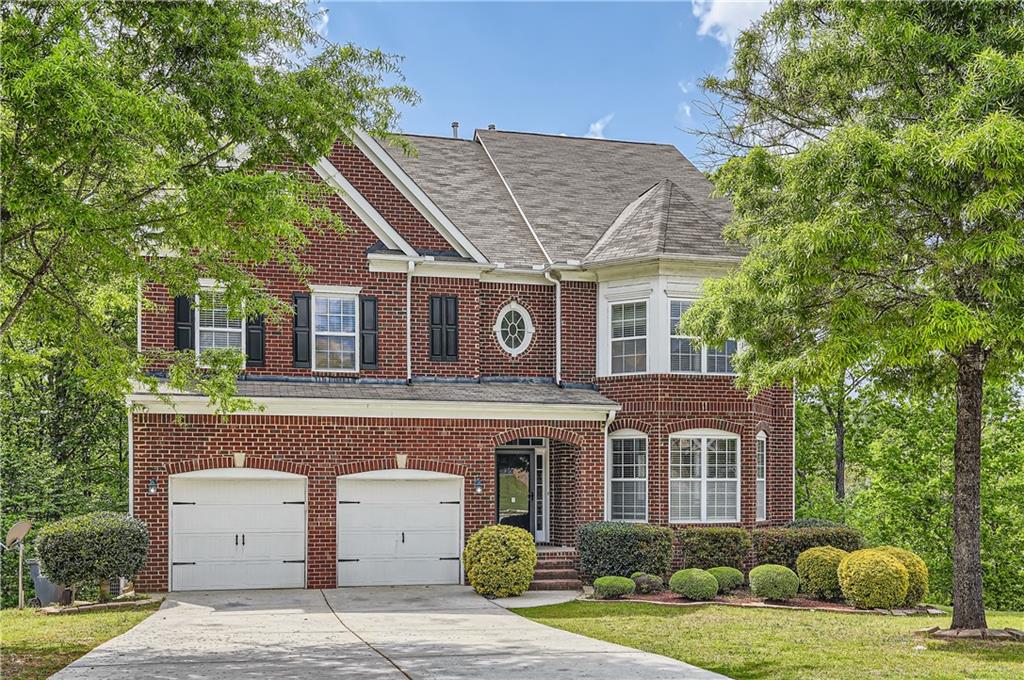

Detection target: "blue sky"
[324, 1, 768, 167]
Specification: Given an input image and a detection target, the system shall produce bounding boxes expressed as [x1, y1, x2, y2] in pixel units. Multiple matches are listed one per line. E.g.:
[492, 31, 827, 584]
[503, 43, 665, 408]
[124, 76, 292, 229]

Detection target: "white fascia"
[310, 156, 418, 257]
[350, 128, 489, 264]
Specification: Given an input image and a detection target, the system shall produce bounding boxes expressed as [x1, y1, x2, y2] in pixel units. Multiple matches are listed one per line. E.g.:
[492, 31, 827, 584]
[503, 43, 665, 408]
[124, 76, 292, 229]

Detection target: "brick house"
[129, 128, 794, 592]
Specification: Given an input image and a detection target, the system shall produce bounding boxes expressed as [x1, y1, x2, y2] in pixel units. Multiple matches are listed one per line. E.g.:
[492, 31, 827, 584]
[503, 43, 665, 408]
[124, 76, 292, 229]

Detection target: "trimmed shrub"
[35, 512, 149, 597]
[594, 575, 635, 599]
[785, 518, 840, 529]
[577, 522, 672, 580]
[796, 546, 848, 600]
[838, 549, 909, 609]
[630, 572, 664, 594]
[707, 566, 744, 594]
[753, 526, 864, 570]
[676, 527, 751, 570]
[749, 564, 800, 601]
[462, 525, 537, 598]
[875, 546, 929, 606]
[669, 568, 719, 601]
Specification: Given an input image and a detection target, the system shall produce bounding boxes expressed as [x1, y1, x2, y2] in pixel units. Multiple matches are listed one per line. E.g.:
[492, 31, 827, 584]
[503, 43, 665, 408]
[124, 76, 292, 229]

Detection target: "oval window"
[494, 302, 534, 356]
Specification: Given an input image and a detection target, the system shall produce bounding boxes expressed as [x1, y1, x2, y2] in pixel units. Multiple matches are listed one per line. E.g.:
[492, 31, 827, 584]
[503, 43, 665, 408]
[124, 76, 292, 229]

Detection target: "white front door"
[337, 472, 462, 586]
[170, 473, 306, 590]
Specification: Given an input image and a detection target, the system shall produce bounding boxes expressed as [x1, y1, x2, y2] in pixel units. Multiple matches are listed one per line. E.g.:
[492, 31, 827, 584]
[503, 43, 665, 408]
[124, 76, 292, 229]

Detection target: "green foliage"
[630, 572, 664, 594]
[35, 512, 148, 592]
[669, 568, 719, 601]
[675, 527, 752, 570]
[838, 549, 909, 610]
[462, 525, 537, 598]
[874, 546, 929, 607]
[0, 0, 416, 413]
[785, 518, 839, 529]
[748, 564, 800, 601]
[753, 526, 863, 570]
[707, 566, 744, 594]
[796, 546, 848, 601]
[594, 575, 635, 600]
[577, 522, 673, 580]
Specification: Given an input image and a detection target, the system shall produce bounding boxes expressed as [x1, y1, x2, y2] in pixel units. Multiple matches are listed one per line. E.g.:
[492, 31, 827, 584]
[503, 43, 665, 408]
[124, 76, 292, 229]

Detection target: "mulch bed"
[617, 589, 945, 616]
[37, 596, 163, 615]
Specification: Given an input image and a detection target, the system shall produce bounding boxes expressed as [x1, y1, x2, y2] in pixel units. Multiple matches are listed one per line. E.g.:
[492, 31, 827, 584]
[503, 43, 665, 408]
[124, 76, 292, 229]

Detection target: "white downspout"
[544, 270, 562, 385]
[602, 408, 618, 520]
[406, 260, 416, 383]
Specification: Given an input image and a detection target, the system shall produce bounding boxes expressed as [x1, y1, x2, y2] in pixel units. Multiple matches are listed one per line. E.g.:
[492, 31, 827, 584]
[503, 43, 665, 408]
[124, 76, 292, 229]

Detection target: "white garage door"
[337, 471, 462, 586]
[170, 470, 306, 591]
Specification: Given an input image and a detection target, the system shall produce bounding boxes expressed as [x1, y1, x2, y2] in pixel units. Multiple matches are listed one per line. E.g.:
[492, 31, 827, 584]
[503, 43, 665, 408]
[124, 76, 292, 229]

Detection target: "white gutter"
[543, 269, 562, 385]
[407, 260, 416, 382]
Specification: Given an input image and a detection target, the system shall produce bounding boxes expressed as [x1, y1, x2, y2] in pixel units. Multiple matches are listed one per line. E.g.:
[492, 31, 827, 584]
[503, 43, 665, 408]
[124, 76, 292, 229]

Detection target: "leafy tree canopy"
[1, 0, 416, 410]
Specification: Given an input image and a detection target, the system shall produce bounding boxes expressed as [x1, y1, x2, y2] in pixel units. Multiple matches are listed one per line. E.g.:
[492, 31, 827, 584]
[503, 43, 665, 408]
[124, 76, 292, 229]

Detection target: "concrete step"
[533, 568, 579, 580]
[534, 559, 577, 570]
[529, 578, 582, 591]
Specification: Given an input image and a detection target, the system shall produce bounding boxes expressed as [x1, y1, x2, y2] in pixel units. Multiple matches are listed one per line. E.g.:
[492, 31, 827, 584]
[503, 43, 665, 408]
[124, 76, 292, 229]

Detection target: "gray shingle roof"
[151, 379, 617, 407]
[376, 129, 740, 266]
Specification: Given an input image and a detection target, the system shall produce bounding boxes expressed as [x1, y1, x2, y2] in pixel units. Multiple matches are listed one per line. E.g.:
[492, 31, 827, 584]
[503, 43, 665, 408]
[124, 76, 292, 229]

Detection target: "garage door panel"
[338, 557, 461, 587]
[337, 480, 460, 504]
[239, 531, 305, 560]
[173, 560, 305, 591]
[172, 504, 305, 534]
[171, 531, 240, 562]
[338, 504, 459, 531]
[173, 479, 304, 505]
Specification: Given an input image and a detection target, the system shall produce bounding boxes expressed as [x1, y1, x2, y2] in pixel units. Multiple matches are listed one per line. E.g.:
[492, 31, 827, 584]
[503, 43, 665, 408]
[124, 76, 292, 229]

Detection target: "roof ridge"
[659, 180, 674, 253]
[584, 181, 664, 262]
[476, 128, 672, 147]
[660, 176, 724, 231]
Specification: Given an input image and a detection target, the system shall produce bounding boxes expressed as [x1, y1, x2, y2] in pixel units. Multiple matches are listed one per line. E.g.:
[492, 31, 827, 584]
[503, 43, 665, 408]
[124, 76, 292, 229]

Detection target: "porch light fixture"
[147, 478, 158, 495]
[473, 477, 484, 494]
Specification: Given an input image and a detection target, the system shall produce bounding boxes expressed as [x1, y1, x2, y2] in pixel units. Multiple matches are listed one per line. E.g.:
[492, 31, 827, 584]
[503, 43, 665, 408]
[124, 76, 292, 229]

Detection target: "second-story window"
[313, 295, 357, 371]
[610, 301, 647, 374]
[669, 298, 738, 375]
[197, 290, 243, 360]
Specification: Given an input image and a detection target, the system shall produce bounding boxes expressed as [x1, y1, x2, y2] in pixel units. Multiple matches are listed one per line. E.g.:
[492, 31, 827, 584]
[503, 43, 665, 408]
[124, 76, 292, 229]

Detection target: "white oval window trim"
[494, 302, 535, 356]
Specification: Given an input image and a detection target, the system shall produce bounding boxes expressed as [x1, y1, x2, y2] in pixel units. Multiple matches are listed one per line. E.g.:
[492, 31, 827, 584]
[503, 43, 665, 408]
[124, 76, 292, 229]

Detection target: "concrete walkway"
[53, 586, 727, 679]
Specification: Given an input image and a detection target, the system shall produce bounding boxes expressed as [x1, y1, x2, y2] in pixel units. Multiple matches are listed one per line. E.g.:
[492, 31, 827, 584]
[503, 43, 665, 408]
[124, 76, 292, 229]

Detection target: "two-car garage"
[168, 468, 463, 591]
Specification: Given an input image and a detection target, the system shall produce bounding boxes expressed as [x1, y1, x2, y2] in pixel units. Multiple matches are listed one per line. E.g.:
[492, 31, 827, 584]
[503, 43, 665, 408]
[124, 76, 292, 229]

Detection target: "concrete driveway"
[52, 586, 726, 679]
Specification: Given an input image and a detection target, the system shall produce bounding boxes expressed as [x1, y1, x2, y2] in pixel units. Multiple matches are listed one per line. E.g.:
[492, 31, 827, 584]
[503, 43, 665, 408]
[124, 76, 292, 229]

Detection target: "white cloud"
[692, 0, 770, 47]
[584, 113, 614, 139]
[679, 103, 692, 119]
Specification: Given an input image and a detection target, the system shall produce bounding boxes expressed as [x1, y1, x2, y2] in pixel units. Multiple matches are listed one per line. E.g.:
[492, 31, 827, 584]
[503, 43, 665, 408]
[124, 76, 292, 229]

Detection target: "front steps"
[530, 547, 582, 591]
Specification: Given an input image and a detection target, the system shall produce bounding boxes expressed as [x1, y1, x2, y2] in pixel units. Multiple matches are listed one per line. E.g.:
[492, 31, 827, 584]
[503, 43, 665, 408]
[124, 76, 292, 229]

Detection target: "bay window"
[669, 431, 740, 522]
[610, 301, 647, 374]
[609, 433, 648, 521]
[668, 298, 737, 374]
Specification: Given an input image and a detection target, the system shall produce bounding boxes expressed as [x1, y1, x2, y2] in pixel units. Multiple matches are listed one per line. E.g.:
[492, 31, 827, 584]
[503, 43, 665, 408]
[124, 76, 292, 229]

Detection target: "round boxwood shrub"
[707, 566, 744, 594]
[35, 512, 149, 596]
[838, 549, 909, 609]
[874, 546, 928, 606]
[462, 525, 537, 598]
[594, 575, 636, 599]
[749, 564, 800, 601]
[577, 522, 672, 580]
[796, 546, 848, 600]
[669, 568, 719, 601]
[630, 572, 664, 594]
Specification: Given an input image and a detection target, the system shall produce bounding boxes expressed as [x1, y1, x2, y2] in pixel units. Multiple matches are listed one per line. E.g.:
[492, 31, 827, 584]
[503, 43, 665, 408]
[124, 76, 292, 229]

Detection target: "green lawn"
[515, 601, 1024, 680]
[0, 604, 159, 680]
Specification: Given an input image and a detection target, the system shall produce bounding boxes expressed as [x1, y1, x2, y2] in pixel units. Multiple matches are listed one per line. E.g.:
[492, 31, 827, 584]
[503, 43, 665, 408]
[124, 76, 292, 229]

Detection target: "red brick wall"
[479, 283, 556, 378]
[561, 281, 597, 383]
[132, 414, 605, 591]
[596, 374, 794, 529]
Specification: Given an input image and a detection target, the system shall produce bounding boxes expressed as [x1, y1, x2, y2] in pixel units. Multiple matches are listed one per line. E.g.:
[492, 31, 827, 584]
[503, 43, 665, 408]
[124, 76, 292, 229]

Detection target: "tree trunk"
[951, 346, 987, 630]
[834, 396, 846, 501]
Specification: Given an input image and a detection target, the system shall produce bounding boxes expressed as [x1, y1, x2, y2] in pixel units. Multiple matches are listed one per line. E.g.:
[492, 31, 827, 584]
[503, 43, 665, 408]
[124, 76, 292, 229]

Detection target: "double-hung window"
[668, 298, 737, 374]
[313, 294, 357, 371]
[756, 433, 767, 521]
[609, 433, 648, 521]
[196, 290, 244, 362]
[610, 301, 647, 374]
[669, 431, 740, 522]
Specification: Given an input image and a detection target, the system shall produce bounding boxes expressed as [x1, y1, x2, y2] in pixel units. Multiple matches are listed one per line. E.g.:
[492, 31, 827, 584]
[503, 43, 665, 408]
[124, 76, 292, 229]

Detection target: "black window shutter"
[429, 295, 458, 362]
[245, 315, 265, 367]
[359, 296, 378, 370]
[292, 293, 311, 368]
[174, 295, 194, 350]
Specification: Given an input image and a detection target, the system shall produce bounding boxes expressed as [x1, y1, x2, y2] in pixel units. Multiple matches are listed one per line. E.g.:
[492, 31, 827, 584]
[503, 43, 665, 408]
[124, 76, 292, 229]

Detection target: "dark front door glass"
[496, 452, 532, 533]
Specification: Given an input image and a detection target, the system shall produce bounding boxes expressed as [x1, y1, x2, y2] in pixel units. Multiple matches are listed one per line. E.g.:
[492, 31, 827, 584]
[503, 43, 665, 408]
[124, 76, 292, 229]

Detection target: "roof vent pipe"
[487, 124, 496, 130]
[451, 121, 459, 138]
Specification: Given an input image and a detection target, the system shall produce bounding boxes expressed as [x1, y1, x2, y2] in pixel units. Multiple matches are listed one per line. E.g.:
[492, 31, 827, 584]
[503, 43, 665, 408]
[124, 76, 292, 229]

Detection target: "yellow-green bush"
[594, 575, 635, 599]
[875, 546, 928, 606]
[462, 525, 537, 597]
[796, 546, 848, 600]
[669, 568, 719, 600]
[749, 564, 800, 601]
[838, 549, 909, 609]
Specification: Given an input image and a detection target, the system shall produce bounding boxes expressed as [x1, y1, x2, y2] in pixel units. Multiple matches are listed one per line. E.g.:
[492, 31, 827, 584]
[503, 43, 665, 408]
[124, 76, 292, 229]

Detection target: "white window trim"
[606, 429, 649, 522]
[668, 297, 737, 376]
[668, 428, 741, 524]
[756, 432, 767, 522]
[609, 299, 649, 376]
[311, 291, 359, 373]
[195, 287, 245, 368]
[493, 302, 535, 357]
